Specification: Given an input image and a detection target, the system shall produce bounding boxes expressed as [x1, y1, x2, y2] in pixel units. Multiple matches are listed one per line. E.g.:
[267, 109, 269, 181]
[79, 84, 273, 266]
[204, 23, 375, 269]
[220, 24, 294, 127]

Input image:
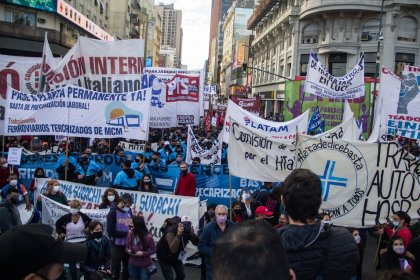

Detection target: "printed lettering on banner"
[203, 84, 217, 95]
[227, 117, 296, 181]
[4, 85, 152, 140]
[144, 67, 204, 128]
[186, 126, 222, 165]
[223, 100, 309, 143]
[295, 135, 420, 227]
[304, 51, 365, 99]
[118, 141, 145, 153]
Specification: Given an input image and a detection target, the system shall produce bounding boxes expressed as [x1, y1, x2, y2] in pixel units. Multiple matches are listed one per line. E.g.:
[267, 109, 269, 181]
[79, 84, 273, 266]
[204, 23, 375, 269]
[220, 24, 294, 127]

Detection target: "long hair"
[86, 221, 103, 240]
[132, 216, 149, 250]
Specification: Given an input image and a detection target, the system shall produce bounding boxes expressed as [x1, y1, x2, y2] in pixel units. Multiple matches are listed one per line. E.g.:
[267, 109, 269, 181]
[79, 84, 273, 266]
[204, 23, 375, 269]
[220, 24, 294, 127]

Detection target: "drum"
[17, 203, 34, 225]
[65, 236, 87, 243]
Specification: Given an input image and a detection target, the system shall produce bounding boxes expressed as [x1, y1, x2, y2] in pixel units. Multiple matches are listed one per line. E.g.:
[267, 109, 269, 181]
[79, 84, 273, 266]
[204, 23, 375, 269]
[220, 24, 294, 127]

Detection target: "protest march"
[0, 33, 419, 280]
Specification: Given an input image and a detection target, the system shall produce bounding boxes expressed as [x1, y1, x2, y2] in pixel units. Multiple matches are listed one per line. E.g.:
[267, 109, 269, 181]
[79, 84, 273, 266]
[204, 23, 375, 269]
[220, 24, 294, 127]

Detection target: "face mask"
[146, 147, 151, 151]
[144, 180, 151, 183]
[180, 169, 188, 176]
[392, 221, 399, 228]
[35, 173, 45, 178]
[135, 159, 140, 163]
[393, 245, 405, 255]
[234, 209, 242, 215]
[9, 179, 17, 186]
[92, 231, 103, 240]
[208, 210, 215, 218]
[123, 207, 130, 212]
[216, 215, 227, 224]
[10, 197, 19, 204]
[53, 185, 60, 193]
[354, 235, 361, 244]
[242, 193, 250, 202]
[2, 163, 8, 168]
[70, 208, 79, 215]
[107, 195, 115, 202]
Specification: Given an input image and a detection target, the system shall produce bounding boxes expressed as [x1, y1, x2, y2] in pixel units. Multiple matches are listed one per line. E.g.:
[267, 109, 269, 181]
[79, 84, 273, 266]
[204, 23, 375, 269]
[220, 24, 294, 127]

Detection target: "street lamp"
[370, 0, 385, 133]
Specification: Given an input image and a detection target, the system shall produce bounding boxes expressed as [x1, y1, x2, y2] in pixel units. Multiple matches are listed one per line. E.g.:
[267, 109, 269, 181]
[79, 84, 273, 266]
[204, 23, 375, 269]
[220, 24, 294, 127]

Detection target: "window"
[302, 23, 319, 44]
[286, 63, 291, 77]
[328, 53, 347, 76]
[361, 18, 380, 41]
[398, 17, 417, 42]
[4, 10, 36, 26]
[300, 54, 310, 76]
[364, 53, 377, 77]
[395, 53, 415, 76]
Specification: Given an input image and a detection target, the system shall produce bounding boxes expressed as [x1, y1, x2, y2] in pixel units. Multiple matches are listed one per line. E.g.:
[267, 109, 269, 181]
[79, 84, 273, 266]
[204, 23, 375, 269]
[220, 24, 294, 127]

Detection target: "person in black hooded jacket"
[277, 169, 359, 280]
[113, 160, 142, 190]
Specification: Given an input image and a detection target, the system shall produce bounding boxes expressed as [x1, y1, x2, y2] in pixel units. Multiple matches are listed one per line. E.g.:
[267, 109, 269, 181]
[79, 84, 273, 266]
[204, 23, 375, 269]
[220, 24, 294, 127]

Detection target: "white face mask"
[53, 185, 60, 193]
[10, 179, 17, 186]
[2, 163, 8, 168]
[70, 208, 79, 215]
[393, 245, 405, 255]
[354, 235, 361, 244]
[107, 195, 115, 202]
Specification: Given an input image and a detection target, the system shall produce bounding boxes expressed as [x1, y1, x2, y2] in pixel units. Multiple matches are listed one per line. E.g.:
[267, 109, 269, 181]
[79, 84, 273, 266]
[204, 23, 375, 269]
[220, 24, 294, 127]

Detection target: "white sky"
[155, 0, 211, 70]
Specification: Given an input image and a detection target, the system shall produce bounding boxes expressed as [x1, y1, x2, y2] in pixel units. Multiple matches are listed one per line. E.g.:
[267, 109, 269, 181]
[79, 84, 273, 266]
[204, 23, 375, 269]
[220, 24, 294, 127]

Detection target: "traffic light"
[242, 63, 247, 74]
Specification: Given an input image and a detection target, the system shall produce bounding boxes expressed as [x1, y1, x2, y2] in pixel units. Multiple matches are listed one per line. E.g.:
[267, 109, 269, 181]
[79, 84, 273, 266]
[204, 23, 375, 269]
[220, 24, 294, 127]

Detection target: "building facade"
[157, 3, 182, 68]
[247, 0, 420, 118]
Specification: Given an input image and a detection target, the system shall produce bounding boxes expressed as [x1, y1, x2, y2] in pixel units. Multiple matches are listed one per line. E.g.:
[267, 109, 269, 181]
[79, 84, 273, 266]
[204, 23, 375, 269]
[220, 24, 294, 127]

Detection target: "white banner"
[227, 117, 296, 182]
[304, 51, 365, 99]
[144, 67, 204, 128]
[223, 100, 309, 143]
[7, 147, 22, 165]
[203, 84, 217, 95]
[5, 85, 152, 140]
[36, 179, 200, 242]
[42, 37, 145, 93]
[118, 141, 145, 153]
[296, 135, 420, 227]
[41, 195, 109, 233]
[186, 126, 222, 165]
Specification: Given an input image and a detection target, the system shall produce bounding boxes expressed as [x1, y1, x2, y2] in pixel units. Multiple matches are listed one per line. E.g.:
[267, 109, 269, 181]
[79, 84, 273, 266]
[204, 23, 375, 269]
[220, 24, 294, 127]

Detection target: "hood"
[123, 168, 135, 178]
[278, 221, 330, 251]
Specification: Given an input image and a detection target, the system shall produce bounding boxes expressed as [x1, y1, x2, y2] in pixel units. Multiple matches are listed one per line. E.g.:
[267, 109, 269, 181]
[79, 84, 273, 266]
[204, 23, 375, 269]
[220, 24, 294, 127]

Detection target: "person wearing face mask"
[139, 174, 158, 193]
[239, 191, 257, 220]
[99, 188, 120, 209]
[80, 221, 112, 278]
[197, 204, 216, 280]
[107, 193, 134, 280]
[174, 162, 196, 197]
[55, 153, 78, 181]
[131, 154, 151, 175]
[231, 201, 245, 224]
[29, 167, 47, 194]
[199, 205, 235, 280]
[380, 236, 414, 272]
[383, 211, 413, 248]
[160, 141, 176, 163]
[75, 152, 103, 186]
[114, 160, 143, 190]
[0, 187, 22, 233]
[1, 173, 32, 211]
[55, 199, 92, 280]
[37, 179, 68, 211]
[0, 157, 19, 189]
[172, 141, 185, 161]
[150, 151, 167, 170]
[348, 228, 364, 280]
[141, 142, 155, 163]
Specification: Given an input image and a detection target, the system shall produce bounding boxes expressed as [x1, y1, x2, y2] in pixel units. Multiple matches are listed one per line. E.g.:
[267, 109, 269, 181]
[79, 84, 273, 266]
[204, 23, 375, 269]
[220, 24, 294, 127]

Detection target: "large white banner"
[304, 51, 365, 99]
[42, 37, 145, 92]
[36, 179, 200, 242]
[186, 126, 222, 165]
[5, 85, 152, 140]
[144, 67, 204, 128]
[296, 135, 420, 227]
[223, 100, 309, 143]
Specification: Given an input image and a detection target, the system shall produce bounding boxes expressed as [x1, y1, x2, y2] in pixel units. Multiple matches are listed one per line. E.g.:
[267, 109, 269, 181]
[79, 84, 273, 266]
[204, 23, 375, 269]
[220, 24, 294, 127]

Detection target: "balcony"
[130, 0, 141, 14]
[248, 0, 279, 29]
[130, 26, 139, 37]
[131, 14, 140, 26]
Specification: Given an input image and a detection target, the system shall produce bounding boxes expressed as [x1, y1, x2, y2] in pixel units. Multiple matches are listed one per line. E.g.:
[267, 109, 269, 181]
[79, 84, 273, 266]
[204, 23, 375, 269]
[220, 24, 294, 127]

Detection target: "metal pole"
[370, 0, 385, 134]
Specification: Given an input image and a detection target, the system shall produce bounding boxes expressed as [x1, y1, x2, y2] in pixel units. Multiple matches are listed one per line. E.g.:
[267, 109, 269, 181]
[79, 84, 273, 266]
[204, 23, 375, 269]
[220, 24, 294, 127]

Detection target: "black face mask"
[10, 197, 19, 204]
[208, 210, 215, 218]
[180, 169, 188, 176]
[35, 173, 46, 178]
[135, 159, 141, 163]
[234, 209, 242, 215]
[92, 231, 103, 239]
[146, 147, 151, 151]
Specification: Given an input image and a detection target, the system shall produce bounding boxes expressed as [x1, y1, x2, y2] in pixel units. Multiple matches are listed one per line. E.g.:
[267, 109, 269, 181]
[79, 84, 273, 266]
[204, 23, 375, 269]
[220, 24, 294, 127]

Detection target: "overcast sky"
[155, 0, 211, 70]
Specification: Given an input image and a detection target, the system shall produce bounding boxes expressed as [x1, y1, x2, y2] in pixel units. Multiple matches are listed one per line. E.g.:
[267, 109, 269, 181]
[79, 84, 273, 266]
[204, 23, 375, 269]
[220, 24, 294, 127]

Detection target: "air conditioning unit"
[303, 37, 317, 44]
[361, 32, 372, 41]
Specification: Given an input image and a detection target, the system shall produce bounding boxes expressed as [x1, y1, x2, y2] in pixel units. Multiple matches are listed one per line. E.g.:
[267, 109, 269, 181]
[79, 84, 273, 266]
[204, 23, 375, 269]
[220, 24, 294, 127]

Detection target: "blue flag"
[307, 107, 324, 134]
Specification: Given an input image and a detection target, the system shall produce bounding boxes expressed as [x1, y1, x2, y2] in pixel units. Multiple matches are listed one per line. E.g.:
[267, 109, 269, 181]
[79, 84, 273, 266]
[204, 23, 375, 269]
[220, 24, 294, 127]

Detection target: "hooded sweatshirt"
[113, 168, 142, 189]
[278, 221, 359, 280]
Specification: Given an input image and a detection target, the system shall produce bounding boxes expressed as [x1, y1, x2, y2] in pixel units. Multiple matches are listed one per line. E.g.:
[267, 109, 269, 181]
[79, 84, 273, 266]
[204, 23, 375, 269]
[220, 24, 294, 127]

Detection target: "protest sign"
[185, 126, 222, 165]
[203, 84, 217, 95]
[118, 141, 145, 153]
[41, 37, 145, 92]
[223, 100, 309, 143]
[5, 85, 152, 140]
[296, 135, 420, 227]
[304, 51, 365, 99]
[230, 96, 261, 116]
[144, 67, 204, 127]
[36, 179, 200, 242]
[307, 107, 324, 134]
[7, 147, 22, 165]
[227, 117, 296, 181]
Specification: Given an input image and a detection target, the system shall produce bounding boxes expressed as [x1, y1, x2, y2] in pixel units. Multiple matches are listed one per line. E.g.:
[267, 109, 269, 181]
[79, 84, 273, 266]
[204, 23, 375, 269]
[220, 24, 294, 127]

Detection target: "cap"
[164, 141, 170, 146]
[0, 224, 87, 279]
[181, 216, 190, 222]
[255, 206, 273, 216]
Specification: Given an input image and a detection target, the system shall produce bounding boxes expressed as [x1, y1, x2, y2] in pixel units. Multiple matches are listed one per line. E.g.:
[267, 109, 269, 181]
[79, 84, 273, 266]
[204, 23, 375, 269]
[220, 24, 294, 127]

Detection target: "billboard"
[3, 0, 57, 12]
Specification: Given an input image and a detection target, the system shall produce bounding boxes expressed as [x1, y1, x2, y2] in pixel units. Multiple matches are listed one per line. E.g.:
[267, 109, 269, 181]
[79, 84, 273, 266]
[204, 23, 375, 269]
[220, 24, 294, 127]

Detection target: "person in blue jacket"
[131, 154, 150, 175]
[55, 153, 78, 181]
[75, 152, 102, 186]
[160, 141, 176, 163]
[114, 160, 142, 190]
[141, 142, 155, 163]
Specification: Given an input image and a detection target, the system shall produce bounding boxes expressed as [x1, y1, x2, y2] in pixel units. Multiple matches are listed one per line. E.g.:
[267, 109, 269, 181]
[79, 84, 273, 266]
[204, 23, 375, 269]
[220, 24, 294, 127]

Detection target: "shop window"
[300, 54, 309, 76]
[395, 53, 415, 76]
[302, 23, 319, 44]
[328, 53, 347, 76]
[397, 17, 417, 42]
[361, 18, 380, 41]
[4, 10, 36, 26]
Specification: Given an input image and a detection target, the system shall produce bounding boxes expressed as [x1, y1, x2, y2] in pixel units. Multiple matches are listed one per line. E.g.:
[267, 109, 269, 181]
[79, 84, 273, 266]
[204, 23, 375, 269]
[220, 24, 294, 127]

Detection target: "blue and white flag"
[307, 107, 324, 134]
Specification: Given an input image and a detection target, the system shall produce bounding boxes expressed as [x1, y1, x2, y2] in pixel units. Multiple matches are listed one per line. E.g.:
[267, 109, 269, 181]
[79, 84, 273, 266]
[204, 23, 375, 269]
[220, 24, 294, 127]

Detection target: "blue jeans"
[158, 259, 185, 280]
[128, 264, 150, 280]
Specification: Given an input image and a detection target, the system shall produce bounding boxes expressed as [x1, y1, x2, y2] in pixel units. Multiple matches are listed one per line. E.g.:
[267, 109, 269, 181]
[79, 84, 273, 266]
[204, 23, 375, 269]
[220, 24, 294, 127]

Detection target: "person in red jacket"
[383, 211, 413, 248]
[174, 162, 196, 197]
